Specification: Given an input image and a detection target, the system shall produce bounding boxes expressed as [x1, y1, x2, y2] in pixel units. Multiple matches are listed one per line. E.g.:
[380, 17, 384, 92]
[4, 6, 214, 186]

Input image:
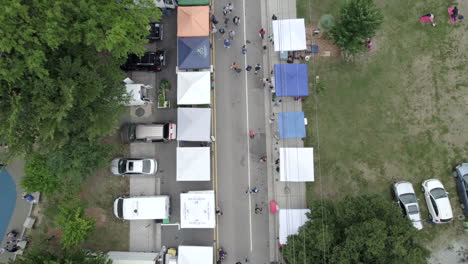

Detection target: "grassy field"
[27, 134, 130, 253]
[298, 0, 468, 249]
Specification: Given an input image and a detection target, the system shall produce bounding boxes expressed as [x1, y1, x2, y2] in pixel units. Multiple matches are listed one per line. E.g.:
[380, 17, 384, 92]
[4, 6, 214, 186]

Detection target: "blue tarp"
[274, 64, 309, 97]
[178, 37, 211, 70]
[278, 111, 306, 139]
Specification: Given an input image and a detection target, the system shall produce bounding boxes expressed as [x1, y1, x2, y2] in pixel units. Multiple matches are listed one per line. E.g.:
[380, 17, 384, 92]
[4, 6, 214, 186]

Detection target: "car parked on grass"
[453, 163, 468, 217]
[392, 181, 423, 230]
[421, 179, 453, 224]
[121, 51, 166, 72]
[111, 158, 157, 176]
[147, 22, 163, 41]
[120, 122, 176, 143]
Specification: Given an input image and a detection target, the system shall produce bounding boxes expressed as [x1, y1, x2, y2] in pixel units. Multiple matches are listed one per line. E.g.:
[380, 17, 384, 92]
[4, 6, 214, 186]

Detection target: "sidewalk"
[259, 0, 306, 262]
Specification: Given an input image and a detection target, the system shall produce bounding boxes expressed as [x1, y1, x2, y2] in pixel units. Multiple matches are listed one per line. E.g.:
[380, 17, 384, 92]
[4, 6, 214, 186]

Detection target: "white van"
[113, 196, 170, 220]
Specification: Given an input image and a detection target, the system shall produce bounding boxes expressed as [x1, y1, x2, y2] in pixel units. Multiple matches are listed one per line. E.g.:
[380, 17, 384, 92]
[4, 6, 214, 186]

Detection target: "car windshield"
[117, 199, 123, 218]
[143, 160, 151, 173]
[407, 204, 419, 215]
[399, 193, 417, 204]
[430, 187, 447, 199]
[463, 175, 468, 189]
[118, 159, 127, 173]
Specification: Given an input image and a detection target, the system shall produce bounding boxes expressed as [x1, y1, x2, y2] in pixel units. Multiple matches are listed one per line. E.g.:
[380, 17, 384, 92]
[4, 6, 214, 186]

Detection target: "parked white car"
[111, 158, 157, 176]
[421, 179, 453, 224]
[392, 181, 423, 230]
[113, 196, 170, 220]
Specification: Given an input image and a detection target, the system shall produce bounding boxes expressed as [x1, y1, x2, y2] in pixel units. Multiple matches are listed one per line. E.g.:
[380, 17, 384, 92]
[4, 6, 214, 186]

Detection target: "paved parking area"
[127, 10, 214, 252]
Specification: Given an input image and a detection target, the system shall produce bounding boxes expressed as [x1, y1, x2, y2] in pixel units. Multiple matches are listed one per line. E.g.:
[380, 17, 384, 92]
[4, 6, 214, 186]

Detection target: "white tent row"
[177, 147, 211, 181]
[180, 191, 215, 228]
[177, 71, 211, 105]
[279, 148, 314, 182]
[178, 246, 213, 264]
[273, 19, 307, 51]
[177, 107, 212, 142]
[279, 209, 310, 245]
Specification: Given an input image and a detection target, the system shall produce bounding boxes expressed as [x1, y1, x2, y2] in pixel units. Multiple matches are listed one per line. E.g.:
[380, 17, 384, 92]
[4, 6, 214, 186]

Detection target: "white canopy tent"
[272, 19, 307, 51]
[279, 148, 314, 182]
[177, 108, 212, 142]
[107, 251, 159, 264]
[180, 191, 215, 228]
[177, 71, 211, 105]
[177, 147, 210, 181]
[178, 246, 213, 264]
[279, 209, 310, 245]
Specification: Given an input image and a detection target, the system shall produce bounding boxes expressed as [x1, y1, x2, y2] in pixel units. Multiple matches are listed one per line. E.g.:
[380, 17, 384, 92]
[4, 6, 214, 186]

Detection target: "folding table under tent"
[273, 19, 307, 51]
[177, 108, 211, 142]
[177, 6, 209, 37]
[278, 111, 306, 139]
[178, 37, 211, 70]
[178, 246, 213, 264]
[279, 148, 314, 182]
[177, 147, 210, 181]
[177, 71, 211, 104]
[180, 191, 216, 228]
[274, 64, 309, 97]
[279, 209, 310, 245]
[178, 0, 210, 5]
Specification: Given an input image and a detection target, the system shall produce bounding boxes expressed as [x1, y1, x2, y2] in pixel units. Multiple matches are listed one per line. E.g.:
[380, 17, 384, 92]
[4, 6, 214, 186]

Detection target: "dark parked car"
[147, 22, 163, 41]
[453, 163, 468, 217]
[121, 51, 165, 72]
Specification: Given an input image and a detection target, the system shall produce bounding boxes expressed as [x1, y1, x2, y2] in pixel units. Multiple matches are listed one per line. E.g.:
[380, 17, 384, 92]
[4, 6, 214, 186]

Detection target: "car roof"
[127, 160, 143, 172]
[135, 124, 164, 139]
[122, 196, 169, 219]
[457, 163, 468, 176]
[434, 197, 453, 219]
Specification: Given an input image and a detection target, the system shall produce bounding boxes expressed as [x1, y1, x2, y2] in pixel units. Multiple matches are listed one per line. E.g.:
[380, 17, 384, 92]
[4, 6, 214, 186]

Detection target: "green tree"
[22, 152, 60, 195]
[0, 0, 161, 81]
[331, 0, 383, 54]
[282, 195, 430, 264]
[56, 199, 95, 249]
[10, 249, 111, 264]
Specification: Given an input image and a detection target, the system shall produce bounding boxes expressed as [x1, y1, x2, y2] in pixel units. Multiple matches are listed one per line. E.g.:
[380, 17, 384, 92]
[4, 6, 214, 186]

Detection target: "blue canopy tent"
[178, 37, 211, 70]
[274, 64, 309, 97]
[278, 111, 306, 139]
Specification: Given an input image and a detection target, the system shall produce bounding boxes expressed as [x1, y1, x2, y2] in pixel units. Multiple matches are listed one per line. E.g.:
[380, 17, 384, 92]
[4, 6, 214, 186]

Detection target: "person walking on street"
[230, 62, 238, 70]
[245, 65, 252, 72]
[241, 45, 247, 54]
[258, 28, 266, 39]
[227, 3, 234, 13]
[229, 30, 235, 40]
[233, 16, 240, 25]
[224, 39, 231, 48]
[254, 64, 262, 74]
[259, 156, 267, 162]
[222, 6, 229, 15]
[224, 17, 229, 27]
[211, 15, 218, 25]
[211, 24, 218, 34]
[219, 28, 225, 35]
[249, 130, 255, 138]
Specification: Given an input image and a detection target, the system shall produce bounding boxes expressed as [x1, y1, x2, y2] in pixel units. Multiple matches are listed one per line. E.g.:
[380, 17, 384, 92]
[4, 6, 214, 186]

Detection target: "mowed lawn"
[298, 0, 468, 246]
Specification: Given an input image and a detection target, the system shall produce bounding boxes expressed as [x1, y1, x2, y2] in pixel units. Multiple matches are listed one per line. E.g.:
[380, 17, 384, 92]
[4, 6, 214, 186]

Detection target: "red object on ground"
[249, 130, 255, 138]
[420, 15, 432, 23]
[448, 7, 457, 24]
[270, 200, 278, 214]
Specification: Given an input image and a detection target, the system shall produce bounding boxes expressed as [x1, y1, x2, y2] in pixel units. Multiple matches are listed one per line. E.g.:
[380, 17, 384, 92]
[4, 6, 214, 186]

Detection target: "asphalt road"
[214, 0, 270, 263]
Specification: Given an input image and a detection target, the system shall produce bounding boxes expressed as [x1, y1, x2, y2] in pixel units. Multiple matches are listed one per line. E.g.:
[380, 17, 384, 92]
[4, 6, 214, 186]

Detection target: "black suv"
[121, 51, 166, 72]
[147, 22, 163, 41]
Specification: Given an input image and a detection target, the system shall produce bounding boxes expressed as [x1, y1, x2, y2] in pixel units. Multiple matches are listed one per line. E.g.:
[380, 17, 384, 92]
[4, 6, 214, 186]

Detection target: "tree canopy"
[282, 195, 430, 264]
[331, 0, 383, 54]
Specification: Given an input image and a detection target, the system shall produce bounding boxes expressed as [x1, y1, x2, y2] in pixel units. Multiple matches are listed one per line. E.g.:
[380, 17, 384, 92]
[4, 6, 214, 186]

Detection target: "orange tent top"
[177, 6, 209, 37]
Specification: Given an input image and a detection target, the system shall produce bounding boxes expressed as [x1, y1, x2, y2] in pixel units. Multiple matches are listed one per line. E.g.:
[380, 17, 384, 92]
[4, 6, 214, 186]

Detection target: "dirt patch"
[85, 207, 107, 227]
[45, 228, 61, 245]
